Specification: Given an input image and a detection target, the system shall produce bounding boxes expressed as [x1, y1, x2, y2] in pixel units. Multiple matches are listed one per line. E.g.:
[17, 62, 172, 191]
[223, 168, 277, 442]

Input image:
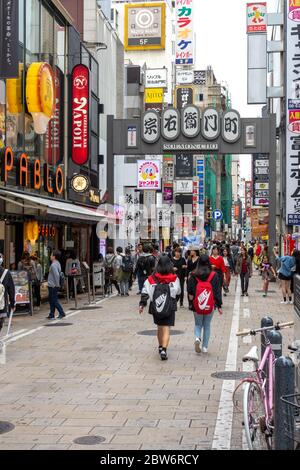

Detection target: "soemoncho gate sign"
[107, 107, 277, 253]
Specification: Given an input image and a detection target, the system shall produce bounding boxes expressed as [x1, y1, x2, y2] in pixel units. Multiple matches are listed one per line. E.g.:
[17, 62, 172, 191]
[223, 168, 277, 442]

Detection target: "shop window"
[81, 46, 90, 69]
[54, 17, 66, 74]
[41, 5, 54, 65]
[25, 0, 40, 62]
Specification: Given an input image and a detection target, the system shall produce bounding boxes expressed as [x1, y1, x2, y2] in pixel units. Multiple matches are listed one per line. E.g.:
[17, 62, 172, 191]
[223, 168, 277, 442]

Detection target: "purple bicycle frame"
[255, 343, 275, 424]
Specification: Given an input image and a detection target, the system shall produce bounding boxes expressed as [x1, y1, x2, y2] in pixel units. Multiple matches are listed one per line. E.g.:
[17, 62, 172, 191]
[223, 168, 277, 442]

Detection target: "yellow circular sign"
[39, 63, 55, 118]
[26, 62, 55, 117]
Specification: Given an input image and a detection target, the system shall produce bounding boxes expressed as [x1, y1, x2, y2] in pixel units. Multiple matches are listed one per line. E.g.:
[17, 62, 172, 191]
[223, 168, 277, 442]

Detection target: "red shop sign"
[71, 64, 89, 165]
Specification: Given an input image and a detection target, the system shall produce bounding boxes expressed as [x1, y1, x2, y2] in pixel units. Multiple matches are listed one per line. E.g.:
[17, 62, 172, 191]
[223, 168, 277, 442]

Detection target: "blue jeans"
[194, 312, 214, 348]
[120, 280, 129, 295]
[137, 274, 145, 293]
[48, 287, 65, 317]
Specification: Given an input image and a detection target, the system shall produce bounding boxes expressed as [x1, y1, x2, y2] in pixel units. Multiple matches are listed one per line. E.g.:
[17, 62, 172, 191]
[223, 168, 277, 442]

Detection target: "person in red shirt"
[209, 245, 227, 293]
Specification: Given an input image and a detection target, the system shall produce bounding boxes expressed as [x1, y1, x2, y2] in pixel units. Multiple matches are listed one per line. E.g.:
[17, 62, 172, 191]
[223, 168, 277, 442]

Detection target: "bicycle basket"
[281, 394, 300, 447]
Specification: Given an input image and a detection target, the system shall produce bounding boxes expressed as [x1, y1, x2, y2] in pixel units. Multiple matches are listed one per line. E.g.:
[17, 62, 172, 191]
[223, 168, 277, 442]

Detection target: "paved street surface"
[0, 272, 294, 450]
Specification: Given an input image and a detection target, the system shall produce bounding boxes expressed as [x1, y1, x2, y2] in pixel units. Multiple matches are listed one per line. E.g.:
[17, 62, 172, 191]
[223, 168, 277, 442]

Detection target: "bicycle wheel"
[243, 381, 271, 450]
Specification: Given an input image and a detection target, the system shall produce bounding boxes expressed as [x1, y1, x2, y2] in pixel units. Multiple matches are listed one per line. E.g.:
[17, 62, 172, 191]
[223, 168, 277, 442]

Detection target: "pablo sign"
[0, 147, 64, 195]
[72, 64, 89, 165]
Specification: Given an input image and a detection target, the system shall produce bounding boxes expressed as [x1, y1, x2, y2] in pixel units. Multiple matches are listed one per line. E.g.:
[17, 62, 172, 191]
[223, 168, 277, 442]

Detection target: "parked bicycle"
[233, 321, 294, 450]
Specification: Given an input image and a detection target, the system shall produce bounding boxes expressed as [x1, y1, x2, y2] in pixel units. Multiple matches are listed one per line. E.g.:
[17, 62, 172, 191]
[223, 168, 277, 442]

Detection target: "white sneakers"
[281, 300, 293, 305]
[194, 338, 201, 353]
[202, 347, 208, 354]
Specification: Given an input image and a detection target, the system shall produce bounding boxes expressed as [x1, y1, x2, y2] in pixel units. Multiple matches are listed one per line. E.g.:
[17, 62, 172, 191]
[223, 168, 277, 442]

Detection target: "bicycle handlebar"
[236, 321, 294, 337]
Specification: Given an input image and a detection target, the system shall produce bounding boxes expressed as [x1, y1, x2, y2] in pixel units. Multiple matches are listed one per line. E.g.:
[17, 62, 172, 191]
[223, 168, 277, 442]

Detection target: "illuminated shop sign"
[72, 64, 89, 165]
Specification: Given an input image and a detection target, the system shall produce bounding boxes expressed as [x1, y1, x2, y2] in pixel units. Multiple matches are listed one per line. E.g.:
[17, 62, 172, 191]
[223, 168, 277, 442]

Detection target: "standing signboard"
[175, 0, 194, 65]
[286, 1, 300, 225]
[0, 0, 19, 78]
[11, 271, 32, 315]
[124, 3, 166, 51]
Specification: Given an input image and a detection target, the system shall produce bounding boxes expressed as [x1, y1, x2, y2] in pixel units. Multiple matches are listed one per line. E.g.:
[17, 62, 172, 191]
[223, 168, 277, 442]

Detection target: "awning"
[0, 189, 116, 223]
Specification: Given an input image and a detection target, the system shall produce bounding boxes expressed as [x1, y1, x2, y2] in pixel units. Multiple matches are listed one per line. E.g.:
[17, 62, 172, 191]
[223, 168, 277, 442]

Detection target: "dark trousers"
[137, 274, 146, 293]
[240, 272, 250, 294]
[104, 278, 120, 294]
[48, 287, 64, 317]
[179, 277, 185, 305]
[33, 281, 41, 307]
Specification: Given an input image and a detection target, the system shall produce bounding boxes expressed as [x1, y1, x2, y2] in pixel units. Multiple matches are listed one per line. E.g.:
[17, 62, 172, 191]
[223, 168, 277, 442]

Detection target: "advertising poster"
[250, 208, 269, 238]
[124, 3, 166, 51]
[247, 3, 267, 33]
[137, 160, 161, 190]
[286, 1, 300, 225]
[11, 271, 30, 305]
[175, 0, 194, 65]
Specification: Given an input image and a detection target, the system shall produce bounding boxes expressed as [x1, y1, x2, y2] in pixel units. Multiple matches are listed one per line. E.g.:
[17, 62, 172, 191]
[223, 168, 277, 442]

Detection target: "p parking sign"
[212, 210, 223, 221]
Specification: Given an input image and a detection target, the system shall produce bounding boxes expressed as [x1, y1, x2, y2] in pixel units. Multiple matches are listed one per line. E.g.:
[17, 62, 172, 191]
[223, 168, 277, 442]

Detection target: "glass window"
[91, 57, 98, 96]
[41, 5, 54, 64]
[25, 0, 40, 63]
[54, 17, 66, 74]
[91, 98, 98, 134]
[81, 46, 90, 68]
[90, 134, 98, 172]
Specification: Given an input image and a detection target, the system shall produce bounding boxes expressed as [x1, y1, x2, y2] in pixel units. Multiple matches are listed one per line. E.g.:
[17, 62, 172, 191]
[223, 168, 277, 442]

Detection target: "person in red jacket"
[139, 256, 181, 361]
[209, 245, 226, 295]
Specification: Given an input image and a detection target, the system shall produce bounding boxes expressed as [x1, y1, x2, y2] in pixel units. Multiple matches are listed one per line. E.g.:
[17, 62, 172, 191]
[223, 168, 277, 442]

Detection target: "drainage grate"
[255, 290, 277, 293]
[44, 323, 73, 327]
[211, 371, 256, 380]
[0, 421, 15, 435]
[137, 330, 184, 336]
[73, 435, 106, 445]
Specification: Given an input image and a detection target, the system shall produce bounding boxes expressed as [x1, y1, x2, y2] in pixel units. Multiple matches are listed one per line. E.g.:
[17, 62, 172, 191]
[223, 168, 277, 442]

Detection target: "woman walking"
[187, 255, 222, 354]
[276, 252, 296, 304]
[139, 256, 181, 361]
[222, 247, 235, 296]
[259, 255, 276, 297]
[186, 248, 200, 278]
[209, 245, 226, 294]
[119, 247, 134, 296]
[236, 246, 252, 296]
[171, 247, 187, 308]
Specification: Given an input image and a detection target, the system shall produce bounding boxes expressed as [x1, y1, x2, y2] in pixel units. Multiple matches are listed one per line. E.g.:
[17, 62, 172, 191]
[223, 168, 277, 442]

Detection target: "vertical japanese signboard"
[0, 0, 19, 78]
[245, 180, 252, 217]
[71, 64, 89, 166]
[175, 0, 194, 65]
[252, 154, 269, 206]
[286, 1, 300, 225]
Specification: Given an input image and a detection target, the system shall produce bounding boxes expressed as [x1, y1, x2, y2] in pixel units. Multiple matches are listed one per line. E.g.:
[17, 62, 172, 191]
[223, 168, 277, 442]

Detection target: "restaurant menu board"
[11, 270, 30, 305]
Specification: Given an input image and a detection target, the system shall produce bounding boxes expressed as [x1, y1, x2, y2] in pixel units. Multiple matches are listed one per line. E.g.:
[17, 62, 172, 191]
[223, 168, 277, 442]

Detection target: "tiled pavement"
[0, 272, 294, 450]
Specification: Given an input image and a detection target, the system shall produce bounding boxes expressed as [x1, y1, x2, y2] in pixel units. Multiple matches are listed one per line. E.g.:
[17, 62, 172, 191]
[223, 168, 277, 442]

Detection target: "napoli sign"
[141, 107, 241, 145]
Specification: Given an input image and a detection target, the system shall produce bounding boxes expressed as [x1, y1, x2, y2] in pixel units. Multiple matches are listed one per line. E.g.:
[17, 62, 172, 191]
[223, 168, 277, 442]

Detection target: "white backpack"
[0, 270, 8, 310]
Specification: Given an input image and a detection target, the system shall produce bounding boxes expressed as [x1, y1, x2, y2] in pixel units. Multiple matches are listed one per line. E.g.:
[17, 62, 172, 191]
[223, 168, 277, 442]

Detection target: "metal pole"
[92, 272, 95, 302]
[87, 270, 91, 305]
[74, 277, 78, 310]
[269, 113, 277, 264]
[261, 316, 274, 362]
[274, 356, 295, 450]
[29, 281, 33, 316]
[66, 275, 69, 304]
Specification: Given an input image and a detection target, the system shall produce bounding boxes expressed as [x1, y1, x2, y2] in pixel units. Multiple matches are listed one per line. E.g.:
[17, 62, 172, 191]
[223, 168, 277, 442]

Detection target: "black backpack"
[151, 274, 174, 320]
[122, 255, 133, 273]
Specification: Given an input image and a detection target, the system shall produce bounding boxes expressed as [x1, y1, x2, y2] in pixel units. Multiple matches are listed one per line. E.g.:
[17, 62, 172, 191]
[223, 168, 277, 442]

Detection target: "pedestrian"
[209, 245, 226, 294]
[259, 255, 276, 297]
[222, 247, 235, 296]
[248, 242, 255, 262]
[119, 247, 134, 296]
[139, 255, 181, 361]
[65, 251, 81, 299]
[276, 251, 296, 304]
[186, 247, 200, 279]
[134, 244, 156, 294]
[31, 255, 42, 310]
[291, 249, 300, 294]
[46, 250, 65, 320]
[187, 254, 222, 354]
[253, 240, 262, 270]
[0, 253, 15, 335]
[171, 247, 187, 308]
[236, 246, 252, 297]
[104, 247, 120, 296]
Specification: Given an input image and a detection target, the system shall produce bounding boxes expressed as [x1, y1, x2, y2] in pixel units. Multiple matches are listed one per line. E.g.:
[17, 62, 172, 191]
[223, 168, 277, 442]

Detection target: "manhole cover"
[137, 330, 184, 336]
[73, 436, 106, 445]
[0, 421, 15, 435]
[211, 371, 256, 380]
[44, 323, 73, 327]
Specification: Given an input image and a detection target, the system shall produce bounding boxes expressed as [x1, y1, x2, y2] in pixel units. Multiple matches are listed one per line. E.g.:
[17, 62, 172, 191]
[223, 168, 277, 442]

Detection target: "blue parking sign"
[212, 210, 223, 221]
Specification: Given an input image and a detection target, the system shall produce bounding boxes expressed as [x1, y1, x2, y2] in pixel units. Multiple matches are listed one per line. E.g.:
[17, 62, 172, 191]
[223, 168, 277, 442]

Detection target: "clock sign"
[71, 174, 90, 193]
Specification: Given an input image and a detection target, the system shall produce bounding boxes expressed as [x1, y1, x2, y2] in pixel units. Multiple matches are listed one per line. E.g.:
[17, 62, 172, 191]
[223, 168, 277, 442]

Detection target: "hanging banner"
[71, 64, 89, 165]
[124, 3, 166, 51]
[286, 1, 300, 225]
[175, 0, 194, 65]
[137, 160, 161, 190]
[247, 3, 267, 33]
[0, 0, 19, 78]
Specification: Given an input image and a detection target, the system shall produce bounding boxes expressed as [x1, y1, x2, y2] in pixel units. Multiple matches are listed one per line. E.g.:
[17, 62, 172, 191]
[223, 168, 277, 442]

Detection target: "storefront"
[0, 0, 108, 276]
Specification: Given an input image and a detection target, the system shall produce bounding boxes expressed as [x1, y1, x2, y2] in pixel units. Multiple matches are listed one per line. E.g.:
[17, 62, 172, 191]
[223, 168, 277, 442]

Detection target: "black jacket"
[134, 254, 156, 279]
[171, 257, 187, 280]
[187, 271, 222, 310]
[0, 268, 15, 318]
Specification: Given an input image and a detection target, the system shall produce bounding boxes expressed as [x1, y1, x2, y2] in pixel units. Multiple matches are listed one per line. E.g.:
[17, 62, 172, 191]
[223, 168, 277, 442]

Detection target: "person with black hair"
[65, 251, 81, 299]
[46, 250, 65, 320]
[134, 244, 156, 293]
[119, 247, 134, 296]
[0, 253, 15, 334]
[139, 255, 181, 361]
[187, 255, 222, 354]
[104, 247, 120, 295]
[186, 248, 200, 278]
[171, 247, 187, 307]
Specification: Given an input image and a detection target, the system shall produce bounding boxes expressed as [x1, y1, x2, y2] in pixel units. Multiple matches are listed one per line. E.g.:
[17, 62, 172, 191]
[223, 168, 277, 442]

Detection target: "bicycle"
[234, 321, 294, 450]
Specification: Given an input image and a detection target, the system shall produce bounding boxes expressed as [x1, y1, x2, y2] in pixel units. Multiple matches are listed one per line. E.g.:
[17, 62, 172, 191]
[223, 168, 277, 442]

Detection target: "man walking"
[47, 250, 65, 320]
[0, 254, 15, 334]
